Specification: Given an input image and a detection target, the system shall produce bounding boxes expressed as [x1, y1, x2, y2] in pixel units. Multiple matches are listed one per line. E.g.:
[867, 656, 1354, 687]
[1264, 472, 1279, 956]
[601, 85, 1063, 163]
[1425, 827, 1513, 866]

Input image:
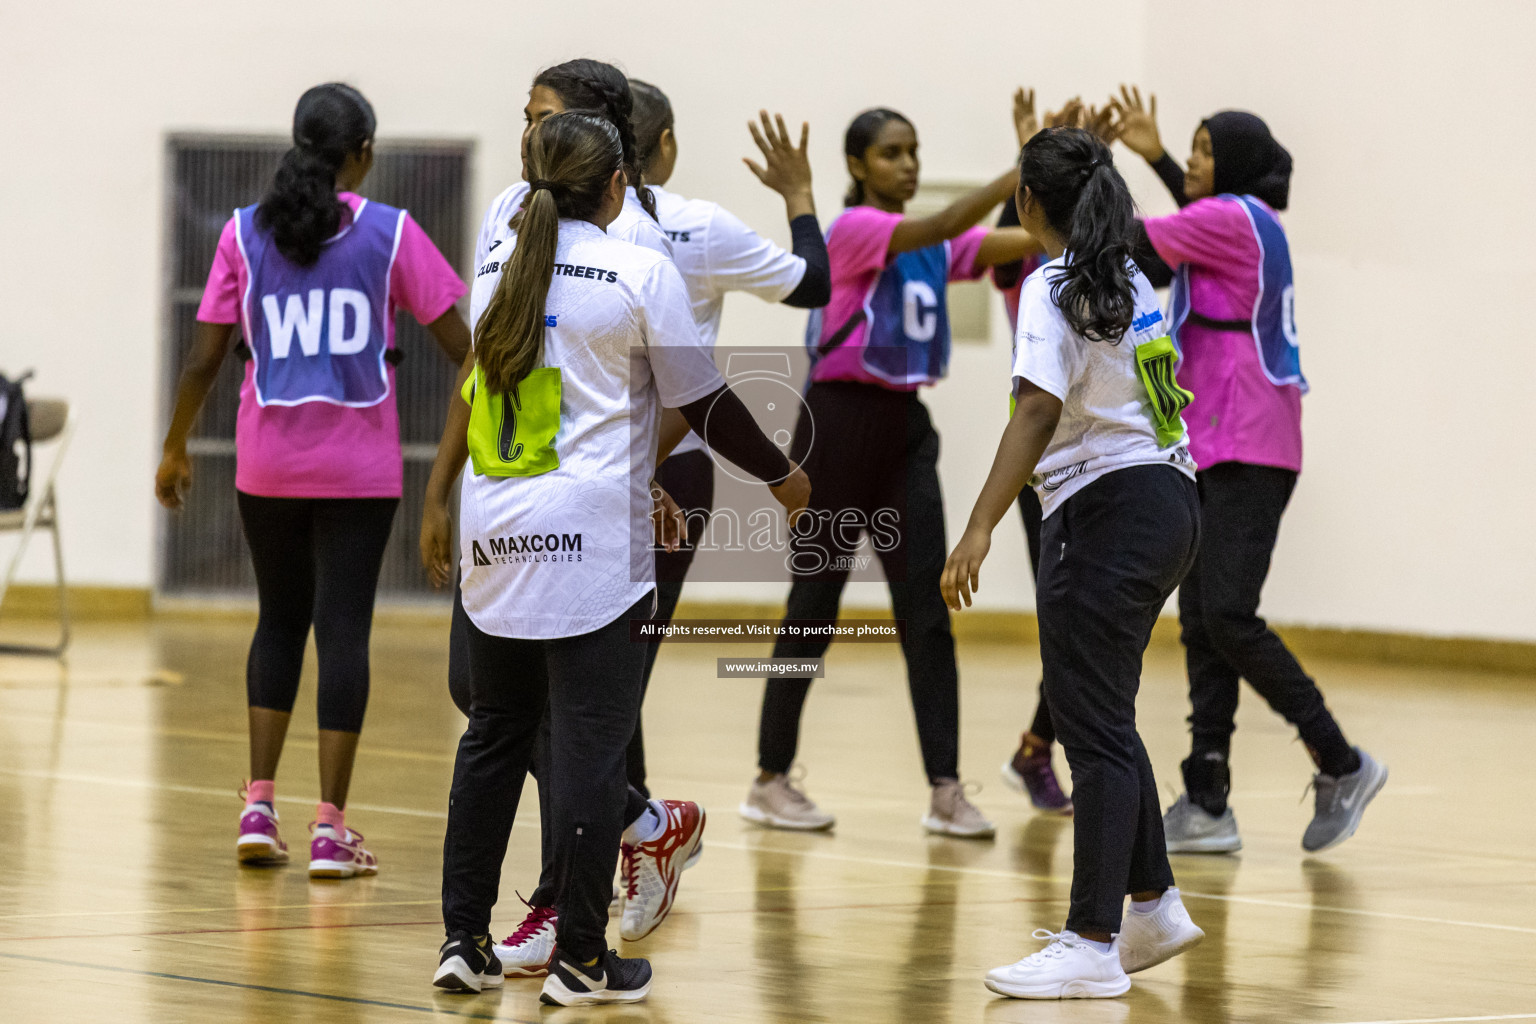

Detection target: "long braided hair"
[532, 60, 656, 221]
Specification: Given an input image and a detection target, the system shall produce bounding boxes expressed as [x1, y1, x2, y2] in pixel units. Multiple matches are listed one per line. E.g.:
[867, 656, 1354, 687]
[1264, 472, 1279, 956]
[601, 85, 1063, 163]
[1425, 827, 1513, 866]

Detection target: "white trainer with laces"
[492, 898, 557, 977]
[985, 930, 1132, 999]
[1117, 888, 1204, 973]
[619, 799, 706, 942]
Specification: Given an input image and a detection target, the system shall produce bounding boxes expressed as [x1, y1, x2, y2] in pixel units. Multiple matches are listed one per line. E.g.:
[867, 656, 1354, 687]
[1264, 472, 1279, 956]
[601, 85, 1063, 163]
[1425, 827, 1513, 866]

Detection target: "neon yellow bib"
[462, 364, 562, 477]
[1133, 336, 1194, 449]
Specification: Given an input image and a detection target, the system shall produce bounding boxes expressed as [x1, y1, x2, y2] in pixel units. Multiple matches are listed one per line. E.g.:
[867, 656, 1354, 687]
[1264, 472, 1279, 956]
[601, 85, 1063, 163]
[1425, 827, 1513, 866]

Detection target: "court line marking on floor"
[0, 899, 440, 923]
[7, 767, 1534, 939]
[0, 950, 531, 1021]
[1324, 1015, 1536, 1024]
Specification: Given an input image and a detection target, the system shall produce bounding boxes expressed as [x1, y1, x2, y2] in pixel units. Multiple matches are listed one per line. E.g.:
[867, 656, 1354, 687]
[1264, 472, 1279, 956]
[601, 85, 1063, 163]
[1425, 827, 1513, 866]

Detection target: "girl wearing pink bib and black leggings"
[157, 83, 471, 878]
[1111, 87, 1387, 854]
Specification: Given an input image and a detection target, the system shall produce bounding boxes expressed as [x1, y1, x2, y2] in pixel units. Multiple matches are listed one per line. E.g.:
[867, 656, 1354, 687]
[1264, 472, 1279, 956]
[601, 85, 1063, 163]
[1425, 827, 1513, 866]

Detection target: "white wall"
[0, 0, 1530, 641]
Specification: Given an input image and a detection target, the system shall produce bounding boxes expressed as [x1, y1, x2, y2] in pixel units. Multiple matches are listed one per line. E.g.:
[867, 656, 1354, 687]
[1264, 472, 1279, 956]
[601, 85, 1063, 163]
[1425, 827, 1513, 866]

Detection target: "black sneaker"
[539, 947, 652, 1006]
[433, 932, 505, 993]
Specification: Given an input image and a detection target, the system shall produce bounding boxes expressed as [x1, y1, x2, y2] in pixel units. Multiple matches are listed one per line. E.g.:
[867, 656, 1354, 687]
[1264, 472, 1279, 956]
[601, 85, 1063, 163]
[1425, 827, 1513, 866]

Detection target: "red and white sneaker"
[237, 802, 289, 865]
[308, 823, 378, 879]
[619, 799, 705, 942]
[493, 897, 558, 977]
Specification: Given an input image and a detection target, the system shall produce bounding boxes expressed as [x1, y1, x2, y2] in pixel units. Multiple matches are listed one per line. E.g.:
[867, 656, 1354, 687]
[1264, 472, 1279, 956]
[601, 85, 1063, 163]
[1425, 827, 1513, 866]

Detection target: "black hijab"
[1202, 111, 1292, 211]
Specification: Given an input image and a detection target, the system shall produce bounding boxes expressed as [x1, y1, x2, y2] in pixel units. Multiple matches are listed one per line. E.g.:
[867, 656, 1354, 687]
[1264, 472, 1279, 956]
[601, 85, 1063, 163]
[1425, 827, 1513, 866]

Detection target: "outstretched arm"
[940, 382, 1062, 610]
[744, 110, 830, 308]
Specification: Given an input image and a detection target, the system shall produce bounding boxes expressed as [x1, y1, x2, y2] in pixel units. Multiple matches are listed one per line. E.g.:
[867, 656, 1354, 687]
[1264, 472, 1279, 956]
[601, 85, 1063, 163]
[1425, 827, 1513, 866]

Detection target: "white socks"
[622, 801, 665, 845]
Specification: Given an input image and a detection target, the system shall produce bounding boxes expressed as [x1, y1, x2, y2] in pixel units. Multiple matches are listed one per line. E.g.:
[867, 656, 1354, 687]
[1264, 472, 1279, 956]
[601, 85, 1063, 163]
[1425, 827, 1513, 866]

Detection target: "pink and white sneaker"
[308, 823, 378, 879]
[237, 802, 289, 864]
[493, 897, 558, 977]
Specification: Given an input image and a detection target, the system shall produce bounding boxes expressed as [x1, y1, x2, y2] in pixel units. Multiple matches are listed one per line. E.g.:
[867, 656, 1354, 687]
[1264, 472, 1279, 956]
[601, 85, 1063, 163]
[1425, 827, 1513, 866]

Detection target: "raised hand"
[1045, 96, 1085, 131]
[1110, 84, 1164, 162]
[745, 110, 814, 218]
[1013, 87, 1040, 149]
[1085, 101, 1122, 145]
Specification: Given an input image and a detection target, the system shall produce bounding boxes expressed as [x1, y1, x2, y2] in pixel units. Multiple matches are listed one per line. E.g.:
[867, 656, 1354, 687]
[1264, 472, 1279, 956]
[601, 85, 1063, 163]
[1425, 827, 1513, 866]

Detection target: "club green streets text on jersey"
[460, 186, 722, 639]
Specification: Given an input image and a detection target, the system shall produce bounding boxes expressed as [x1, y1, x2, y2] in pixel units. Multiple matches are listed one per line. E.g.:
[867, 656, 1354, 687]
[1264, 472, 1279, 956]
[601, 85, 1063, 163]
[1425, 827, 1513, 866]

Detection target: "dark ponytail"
[842, 107, 912, 207]
[533, 59, 657, 221]
[1019, 127, 1137, 342]
[475, 113, 623, 393]
[255, 83, 376, 266]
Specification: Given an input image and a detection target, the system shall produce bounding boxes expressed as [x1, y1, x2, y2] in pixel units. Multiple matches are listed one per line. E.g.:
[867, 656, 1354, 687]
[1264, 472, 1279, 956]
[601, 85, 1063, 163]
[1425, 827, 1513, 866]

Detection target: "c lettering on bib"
[463, 365, 562, 477]
[902, 280, 939, 342]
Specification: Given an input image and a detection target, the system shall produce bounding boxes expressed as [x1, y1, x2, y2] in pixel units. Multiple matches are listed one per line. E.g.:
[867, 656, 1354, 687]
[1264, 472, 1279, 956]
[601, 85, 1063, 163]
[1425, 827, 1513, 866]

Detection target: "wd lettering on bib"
[235, 199, 405, 408]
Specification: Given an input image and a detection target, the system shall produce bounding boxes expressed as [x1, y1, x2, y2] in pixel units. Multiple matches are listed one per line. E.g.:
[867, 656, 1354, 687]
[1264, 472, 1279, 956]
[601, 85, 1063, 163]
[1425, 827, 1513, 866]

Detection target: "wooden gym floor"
[1, 613, 1534, 1023]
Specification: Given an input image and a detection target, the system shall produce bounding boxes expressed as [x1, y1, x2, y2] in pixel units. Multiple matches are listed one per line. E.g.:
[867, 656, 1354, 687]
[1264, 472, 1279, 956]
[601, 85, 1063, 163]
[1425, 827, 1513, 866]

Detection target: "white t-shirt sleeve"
[704, 204, 807, 302]
[1011, 272, 1083, 402]
[637, 258, 726, 406]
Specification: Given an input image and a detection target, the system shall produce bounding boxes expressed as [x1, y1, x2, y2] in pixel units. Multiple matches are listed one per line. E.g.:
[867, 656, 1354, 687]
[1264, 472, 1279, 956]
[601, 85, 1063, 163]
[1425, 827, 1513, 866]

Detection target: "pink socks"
[316, 802, 345, 831]
[246, 780, 275, 806]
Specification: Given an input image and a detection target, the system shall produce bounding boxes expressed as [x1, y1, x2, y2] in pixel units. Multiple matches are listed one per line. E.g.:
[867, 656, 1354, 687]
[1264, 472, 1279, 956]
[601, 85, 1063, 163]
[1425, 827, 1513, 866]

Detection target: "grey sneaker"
[740, 772, 835, 831]
[1163, 793, 1242, 854]
[922, 779, 995, 839]
[1302, 747, 1387, 853]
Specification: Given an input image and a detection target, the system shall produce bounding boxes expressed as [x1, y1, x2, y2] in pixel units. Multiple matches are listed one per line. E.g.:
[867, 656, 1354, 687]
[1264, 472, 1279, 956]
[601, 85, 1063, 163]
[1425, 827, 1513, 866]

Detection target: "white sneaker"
[619, 799, 706, 942]
[985, 930, 1131, 1000]
[492, 899, 557, 977]
[922, 779, 995, 838]
[1117, 888, 1203, 973]
[739, 773, 834, 831]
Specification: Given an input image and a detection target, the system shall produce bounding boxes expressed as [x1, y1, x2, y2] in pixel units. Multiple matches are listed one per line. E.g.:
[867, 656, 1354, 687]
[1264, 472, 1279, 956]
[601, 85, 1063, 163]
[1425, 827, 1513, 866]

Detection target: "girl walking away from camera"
[428, 60, 703, 976]
[1111, 87, 1387, 855]
[744, 101, 1043, 839]
[624, 78, 830, 796]
[943, 127, 1205, 1000]
[156, 84, 471, 878]
[425, 112, 809, 1005]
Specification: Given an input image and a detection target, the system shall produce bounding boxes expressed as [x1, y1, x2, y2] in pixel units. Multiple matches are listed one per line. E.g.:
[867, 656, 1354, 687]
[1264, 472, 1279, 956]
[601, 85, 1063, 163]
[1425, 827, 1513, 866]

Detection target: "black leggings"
[441, 593, 653, 959]
[758, 382, 959, 784]
[1178, 462, 1354, 778]
[237, 491, 397, 733]
[1037, 465, 1199, 934]
[1017, 486, 1055, 744]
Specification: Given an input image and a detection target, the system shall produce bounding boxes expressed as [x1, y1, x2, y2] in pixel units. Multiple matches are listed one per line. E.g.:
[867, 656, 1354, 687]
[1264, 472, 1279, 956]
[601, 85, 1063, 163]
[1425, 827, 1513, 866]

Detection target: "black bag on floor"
[0, 370, 34, 511]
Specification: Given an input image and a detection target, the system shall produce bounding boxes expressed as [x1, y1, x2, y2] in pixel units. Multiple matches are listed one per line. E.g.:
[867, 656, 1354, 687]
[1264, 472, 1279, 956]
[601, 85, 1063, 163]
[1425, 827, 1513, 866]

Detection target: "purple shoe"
[309, 824, 378, 879]
[237, 802, 290, 864]
[1001, 733, 1073, 815]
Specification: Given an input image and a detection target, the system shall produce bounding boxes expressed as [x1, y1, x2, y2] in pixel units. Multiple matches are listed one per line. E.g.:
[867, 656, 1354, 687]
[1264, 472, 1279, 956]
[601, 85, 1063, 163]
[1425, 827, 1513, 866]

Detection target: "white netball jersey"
[1012, 256, 1196, 518]
[474, 183, 672, 270]
[461, 209, 722, 639]
[651, 185, 806, 455]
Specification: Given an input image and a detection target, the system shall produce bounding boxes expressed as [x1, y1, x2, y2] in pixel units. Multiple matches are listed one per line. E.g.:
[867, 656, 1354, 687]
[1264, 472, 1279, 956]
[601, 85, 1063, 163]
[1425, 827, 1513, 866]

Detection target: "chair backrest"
[27, 398, 68, 443]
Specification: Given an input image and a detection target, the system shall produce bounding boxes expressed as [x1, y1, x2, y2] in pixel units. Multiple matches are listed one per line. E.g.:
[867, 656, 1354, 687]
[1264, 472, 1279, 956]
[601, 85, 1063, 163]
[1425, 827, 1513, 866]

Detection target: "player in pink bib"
[156, 84, 470, 877]
[1113, 88, 1386, 855]
[746, 101, 1045, 838]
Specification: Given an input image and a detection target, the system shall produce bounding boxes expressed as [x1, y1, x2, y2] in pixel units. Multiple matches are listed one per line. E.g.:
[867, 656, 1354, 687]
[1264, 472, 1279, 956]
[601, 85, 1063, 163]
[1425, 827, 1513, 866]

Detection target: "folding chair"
[0, 397, 76, 656]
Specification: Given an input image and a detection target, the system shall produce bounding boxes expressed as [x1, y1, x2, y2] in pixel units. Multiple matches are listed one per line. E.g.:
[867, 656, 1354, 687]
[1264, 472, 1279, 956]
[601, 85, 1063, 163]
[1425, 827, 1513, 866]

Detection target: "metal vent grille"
[160, 136, 471, 599]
